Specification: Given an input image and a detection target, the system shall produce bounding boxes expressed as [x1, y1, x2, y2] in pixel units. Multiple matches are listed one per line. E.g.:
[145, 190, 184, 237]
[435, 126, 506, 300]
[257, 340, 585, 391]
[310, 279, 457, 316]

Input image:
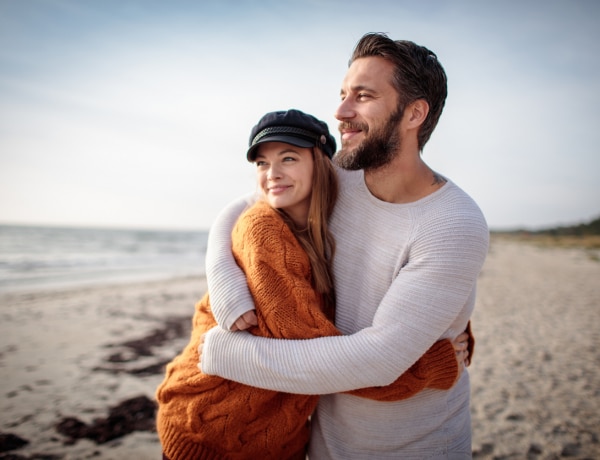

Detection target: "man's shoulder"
[438, 181, 486, 219]
[421, 181, 489, 240]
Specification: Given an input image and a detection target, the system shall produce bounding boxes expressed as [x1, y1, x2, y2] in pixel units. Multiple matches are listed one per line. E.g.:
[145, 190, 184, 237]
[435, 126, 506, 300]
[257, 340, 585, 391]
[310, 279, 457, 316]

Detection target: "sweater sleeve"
[205, 193, 258, 330]
[201, 206, 488, 395]
[232, 203, 340, 340]
[345, 338, 457, 400]
[347, 321, 475, 401]
[346, 321, 474, 400]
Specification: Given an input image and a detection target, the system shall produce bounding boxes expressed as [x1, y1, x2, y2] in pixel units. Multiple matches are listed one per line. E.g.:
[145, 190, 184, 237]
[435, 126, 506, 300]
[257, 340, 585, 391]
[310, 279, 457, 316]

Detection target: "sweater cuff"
[417, 338, 459, 390]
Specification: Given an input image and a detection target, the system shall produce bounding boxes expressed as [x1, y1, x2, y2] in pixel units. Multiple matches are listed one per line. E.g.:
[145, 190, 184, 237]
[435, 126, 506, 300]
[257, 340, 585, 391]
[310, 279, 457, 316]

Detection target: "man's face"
[334, 56, 403, 171]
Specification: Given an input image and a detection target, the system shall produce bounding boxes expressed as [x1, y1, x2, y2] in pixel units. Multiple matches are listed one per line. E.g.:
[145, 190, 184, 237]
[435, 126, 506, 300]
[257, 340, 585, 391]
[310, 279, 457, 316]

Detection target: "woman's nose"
[267, 164, 282, 179]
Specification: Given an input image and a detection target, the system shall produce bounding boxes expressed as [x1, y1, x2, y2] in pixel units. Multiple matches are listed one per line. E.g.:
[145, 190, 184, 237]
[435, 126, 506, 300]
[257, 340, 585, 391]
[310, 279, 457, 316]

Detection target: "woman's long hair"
[277, 147, 338, 322]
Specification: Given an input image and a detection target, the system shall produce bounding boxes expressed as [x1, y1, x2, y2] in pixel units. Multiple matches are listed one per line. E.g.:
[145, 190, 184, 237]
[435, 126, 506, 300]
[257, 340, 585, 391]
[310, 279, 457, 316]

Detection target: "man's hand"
[198, 327, 217, 364]
[231, 310, 258, 331]
[198, 312, 257, 367]
[199, 333, 206, 362]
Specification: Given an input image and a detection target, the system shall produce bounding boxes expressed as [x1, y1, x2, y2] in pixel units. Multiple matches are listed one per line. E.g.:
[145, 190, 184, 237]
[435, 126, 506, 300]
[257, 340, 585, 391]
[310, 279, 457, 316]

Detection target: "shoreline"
[1, 239, 599, 459]
[0, 269, 206, 296]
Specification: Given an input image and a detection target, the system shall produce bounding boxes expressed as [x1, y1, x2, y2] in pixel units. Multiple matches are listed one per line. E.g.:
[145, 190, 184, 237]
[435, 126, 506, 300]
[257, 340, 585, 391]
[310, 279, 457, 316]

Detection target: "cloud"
[1, 0, 599, 230]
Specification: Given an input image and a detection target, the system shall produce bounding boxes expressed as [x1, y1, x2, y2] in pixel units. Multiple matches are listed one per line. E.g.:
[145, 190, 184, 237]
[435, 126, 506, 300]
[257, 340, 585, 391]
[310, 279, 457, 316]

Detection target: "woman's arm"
[231, 203, 340, 340]
[345, 329, 470, 401]
[205, 193, 258, 330]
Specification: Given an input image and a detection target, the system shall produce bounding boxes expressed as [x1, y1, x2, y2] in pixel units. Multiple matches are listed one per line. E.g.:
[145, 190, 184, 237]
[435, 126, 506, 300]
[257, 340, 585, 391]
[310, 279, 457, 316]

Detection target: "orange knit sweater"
[156, 201, 459, 460]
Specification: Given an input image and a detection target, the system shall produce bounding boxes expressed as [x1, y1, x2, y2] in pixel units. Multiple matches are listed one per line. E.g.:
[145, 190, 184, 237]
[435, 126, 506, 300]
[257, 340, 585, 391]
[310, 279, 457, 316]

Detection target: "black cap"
[247, 109, 336, 161]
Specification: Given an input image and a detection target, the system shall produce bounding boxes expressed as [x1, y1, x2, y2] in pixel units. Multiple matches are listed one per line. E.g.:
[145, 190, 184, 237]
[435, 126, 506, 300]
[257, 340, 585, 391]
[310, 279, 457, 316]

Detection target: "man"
[201, 33, 489, 458]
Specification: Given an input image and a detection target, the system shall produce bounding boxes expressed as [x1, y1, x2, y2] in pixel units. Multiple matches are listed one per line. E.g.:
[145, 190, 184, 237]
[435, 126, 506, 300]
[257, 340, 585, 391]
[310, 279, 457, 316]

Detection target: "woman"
[156, 109, 467, 459]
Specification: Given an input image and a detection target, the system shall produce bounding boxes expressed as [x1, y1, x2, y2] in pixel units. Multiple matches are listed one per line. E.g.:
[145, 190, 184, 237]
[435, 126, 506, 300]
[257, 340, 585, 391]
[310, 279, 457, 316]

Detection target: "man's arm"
[205, 193, 471, 399]
[201, 211, 489, 395]
[205, 193, 258, 330]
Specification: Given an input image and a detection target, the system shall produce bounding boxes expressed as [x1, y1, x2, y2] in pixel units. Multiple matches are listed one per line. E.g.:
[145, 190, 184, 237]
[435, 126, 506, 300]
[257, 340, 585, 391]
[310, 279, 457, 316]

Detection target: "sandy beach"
[470, 238, 600, 459]
[0, 276, 205, 460]
[1, 237, 599, 459]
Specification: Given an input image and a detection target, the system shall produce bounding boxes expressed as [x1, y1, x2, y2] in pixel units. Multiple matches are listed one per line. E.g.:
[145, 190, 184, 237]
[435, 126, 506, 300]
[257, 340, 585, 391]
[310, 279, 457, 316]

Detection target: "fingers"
[462, 349, 469, 366]
[456, 331, 469, 342]
[233, 317, 246, 331]
[452, 332, 469, 352]
[198, 333, 206, 360]
[453, 330, 472, 379]
[243, 310, 258, 326]
[457, 332, 469, 345]
[232, 310, 258, 331]
[455, 348, 470, 367]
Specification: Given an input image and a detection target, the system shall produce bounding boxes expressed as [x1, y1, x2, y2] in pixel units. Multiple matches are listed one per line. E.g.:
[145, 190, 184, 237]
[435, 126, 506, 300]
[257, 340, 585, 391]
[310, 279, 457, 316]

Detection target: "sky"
[1, 0, 599, 231]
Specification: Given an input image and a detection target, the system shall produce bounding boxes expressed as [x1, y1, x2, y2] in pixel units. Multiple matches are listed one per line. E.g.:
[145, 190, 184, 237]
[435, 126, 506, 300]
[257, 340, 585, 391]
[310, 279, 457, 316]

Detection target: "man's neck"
[363, 153, 446, 204]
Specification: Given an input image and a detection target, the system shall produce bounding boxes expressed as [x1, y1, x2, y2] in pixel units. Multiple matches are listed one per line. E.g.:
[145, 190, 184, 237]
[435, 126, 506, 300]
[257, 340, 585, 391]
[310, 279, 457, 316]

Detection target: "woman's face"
[255, 141, 314, 227]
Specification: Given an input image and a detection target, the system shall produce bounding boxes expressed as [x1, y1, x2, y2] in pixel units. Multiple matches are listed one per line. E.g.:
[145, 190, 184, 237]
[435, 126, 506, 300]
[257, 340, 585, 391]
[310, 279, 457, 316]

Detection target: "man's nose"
[335, 97, 355, 121]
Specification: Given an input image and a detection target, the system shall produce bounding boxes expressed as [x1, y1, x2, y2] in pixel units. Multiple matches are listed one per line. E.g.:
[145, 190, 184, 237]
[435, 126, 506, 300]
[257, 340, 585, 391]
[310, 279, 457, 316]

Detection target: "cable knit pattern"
[156, 201, 459, 459]
[202, 168, 489, 458]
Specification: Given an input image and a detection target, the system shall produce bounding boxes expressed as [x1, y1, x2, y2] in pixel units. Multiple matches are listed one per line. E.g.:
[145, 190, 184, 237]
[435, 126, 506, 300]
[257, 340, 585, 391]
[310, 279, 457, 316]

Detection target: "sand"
[0, 276, 205, 459]
[1, 238, 599, 459]
[470, 239, 600, 459]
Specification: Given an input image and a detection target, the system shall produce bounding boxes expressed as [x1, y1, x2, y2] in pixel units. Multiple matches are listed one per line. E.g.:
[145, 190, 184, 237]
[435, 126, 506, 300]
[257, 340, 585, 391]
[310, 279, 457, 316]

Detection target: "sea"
[0, 224, 208, 293]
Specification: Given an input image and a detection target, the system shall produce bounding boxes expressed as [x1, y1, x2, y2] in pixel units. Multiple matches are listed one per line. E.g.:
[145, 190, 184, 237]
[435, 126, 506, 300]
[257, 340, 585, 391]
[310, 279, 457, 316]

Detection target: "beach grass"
[491, 232, 600, 251]
[491, 215, 600, 256]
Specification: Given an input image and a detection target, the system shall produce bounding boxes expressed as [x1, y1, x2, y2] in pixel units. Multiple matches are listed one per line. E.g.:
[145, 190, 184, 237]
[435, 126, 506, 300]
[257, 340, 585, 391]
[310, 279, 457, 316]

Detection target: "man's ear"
[406, 99, 429, 128]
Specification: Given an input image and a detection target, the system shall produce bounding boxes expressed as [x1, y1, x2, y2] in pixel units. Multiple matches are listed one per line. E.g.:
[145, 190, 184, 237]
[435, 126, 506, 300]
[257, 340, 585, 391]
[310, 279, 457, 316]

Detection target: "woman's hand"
[231, 310, 258, 331]
[453, 331, 470, 378]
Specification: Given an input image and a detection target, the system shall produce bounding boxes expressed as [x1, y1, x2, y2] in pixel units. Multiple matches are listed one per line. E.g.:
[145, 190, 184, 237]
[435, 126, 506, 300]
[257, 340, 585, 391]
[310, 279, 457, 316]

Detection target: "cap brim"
[247, 135, 314, 161]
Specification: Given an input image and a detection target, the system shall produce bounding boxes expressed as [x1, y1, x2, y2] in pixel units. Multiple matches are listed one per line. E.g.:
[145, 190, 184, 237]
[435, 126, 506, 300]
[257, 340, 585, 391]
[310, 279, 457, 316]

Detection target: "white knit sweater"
[202, 167, 489, 459]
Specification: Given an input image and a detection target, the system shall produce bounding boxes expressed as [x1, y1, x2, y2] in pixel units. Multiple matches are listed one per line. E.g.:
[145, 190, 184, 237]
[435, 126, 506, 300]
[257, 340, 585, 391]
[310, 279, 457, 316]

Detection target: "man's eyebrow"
[340, 85, 375, 96]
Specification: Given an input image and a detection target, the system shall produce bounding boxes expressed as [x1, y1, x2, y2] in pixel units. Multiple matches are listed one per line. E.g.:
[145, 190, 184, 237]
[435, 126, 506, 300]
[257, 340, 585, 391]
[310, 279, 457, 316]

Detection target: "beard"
[334, 108, 404, 171]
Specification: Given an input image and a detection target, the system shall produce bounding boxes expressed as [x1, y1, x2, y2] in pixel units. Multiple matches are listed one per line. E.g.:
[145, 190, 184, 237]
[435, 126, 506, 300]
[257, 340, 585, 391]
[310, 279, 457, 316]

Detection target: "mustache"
[338, 122, 368, 132]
